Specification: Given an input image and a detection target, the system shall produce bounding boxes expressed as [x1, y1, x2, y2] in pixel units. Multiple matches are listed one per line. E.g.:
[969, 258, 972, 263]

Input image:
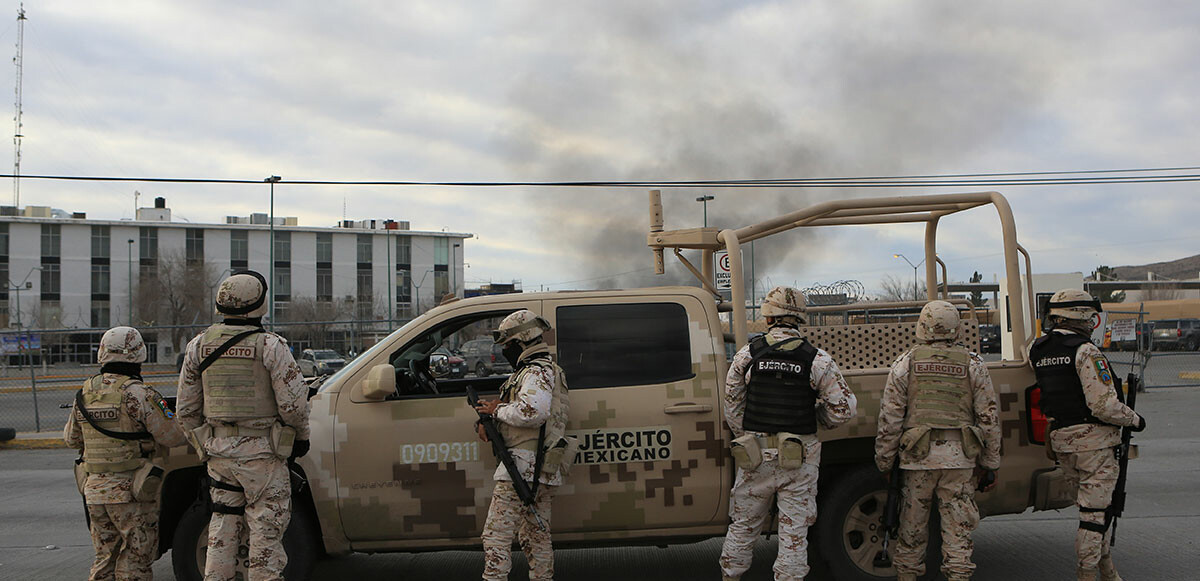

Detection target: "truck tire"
[171, 501, 320, 581]
[816, 464, 940, 581]
[476, 362, 489, 378]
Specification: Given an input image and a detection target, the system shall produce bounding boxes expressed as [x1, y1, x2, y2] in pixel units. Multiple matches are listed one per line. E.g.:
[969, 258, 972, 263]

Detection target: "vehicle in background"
[1151, 319, 1200, 351]
[459, 337, 513, 377]
[978, 324, 1000, 353]
[297, 349, 347, 377]
[430, 348, 467, 379]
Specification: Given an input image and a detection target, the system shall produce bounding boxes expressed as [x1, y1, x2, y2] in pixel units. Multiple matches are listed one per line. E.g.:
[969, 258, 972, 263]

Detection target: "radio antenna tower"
[12, 3, 26, 207]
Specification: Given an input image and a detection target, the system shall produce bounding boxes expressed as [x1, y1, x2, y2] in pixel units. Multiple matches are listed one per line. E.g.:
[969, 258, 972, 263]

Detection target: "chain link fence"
[0, 318, 400, 433]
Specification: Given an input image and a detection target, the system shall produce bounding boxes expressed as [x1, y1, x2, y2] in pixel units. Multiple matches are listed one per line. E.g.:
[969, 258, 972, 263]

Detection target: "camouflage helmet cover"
[98, 326, 148, 364]
[915, 300, 961, 342]
[1047, 288, 1102, 321]
[760, 286, 807, 322]
[493, 309, 551, 345]
[215, 270, 268, 318]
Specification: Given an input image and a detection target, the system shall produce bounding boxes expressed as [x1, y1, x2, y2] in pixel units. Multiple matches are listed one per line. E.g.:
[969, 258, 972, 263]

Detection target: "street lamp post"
[127, 239, 134, 326]
[451, 242, 460, 299]
[893, 253, 926, 301]
[413, 269, 435, 317]
[696, 195, 714, 227]
[265, 176, 281, 331]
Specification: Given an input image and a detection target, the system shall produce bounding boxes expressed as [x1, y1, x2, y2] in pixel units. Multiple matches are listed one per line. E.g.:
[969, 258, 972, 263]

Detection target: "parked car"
[460, 337, 513, 377]
[1151, 319, 1200, 351]
[297, 348, 347, 377]
[429, 348, 467, 379]
[978, 324, 1000, 353]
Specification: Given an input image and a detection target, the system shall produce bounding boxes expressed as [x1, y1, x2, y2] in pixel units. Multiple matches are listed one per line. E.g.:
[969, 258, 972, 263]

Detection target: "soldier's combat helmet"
[1046, 288, 1102, 320]
[215, 270, 269, 318]
[493, 309, 551, 345]
[915, 300, 961, 342]
[760, 286, 807, 324]
[98, 326, 148, 364]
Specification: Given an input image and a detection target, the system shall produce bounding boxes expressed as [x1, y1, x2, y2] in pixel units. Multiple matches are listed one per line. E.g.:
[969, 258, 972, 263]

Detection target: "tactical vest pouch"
[189, 424, 213, 463]
[131, 460, 164, 503]
[961, 426, 984, 459]
[778, 432, 807, 469]
[542, 435, 580, 478]
[899, 426, 933, 463]
[730, 433, 763, 471]
[73, 458, 87, 495]
[271, 423, 296, 459]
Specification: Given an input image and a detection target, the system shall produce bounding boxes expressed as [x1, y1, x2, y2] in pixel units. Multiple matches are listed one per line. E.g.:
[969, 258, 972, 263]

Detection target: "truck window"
[556, 302, 693, 389]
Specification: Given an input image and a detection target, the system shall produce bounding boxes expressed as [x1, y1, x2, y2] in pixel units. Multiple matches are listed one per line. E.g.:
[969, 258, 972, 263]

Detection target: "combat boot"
[896, 574, 918, 581]
[1099, 554, 1122, 581]
[1077, 567, 1098, 581]
[722, 576, 740, 581]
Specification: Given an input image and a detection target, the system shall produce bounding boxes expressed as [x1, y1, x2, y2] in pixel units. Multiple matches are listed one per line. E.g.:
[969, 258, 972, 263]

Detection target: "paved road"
[2, 387, 1197, 580]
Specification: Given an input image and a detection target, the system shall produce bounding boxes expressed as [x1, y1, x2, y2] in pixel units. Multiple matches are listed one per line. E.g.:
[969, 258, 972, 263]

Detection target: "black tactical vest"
[743, 335, 819, 435]
[1030, 332, 1103, 430]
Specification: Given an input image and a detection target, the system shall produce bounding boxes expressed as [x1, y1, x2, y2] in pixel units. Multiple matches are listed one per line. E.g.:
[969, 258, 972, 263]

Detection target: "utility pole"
[12, 3, 26, 207]
[265, 176, 281, 331]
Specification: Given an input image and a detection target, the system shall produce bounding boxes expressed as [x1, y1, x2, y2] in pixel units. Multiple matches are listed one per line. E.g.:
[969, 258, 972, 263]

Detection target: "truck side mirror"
[361, 364, 397, 401]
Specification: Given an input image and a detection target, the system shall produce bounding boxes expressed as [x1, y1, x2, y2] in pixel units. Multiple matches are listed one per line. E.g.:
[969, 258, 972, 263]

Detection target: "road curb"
[0, 433, 69, 450]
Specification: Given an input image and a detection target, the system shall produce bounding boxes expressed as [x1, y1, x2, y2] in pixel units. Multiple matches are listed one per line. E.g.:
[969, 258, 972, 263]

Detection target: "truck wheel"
[171, 502, 320, 581]
[816, 465, 940, 581]
[476, 362, 489, 377]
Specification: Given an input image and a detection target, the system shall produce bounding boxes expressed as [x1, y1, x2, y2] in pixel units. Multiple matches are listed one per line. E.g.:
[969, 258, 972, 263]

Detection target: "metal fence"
[0, 318, 402, 433]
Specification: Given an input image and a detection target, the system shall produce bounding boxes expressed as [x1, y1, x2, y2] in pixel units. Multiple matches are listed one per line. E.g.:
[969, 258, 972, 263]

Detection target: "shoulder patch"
[155, 397, 175, 419]
[1092, 356, 1113, 385]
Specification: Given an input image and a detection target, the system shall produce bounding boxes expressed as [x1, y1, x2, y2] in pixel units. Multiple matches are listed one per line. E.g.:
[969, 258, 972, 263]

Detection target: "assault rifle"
[874, 460, 904, 568]
[1109, 373, 1139, 546]
[467, 386, 547, 531]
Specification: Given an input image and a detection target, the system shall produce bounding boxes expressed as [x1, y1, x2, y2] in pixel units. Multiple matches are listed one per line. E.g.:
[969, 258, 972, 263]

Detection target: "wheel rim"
[840, 489, 896, 577]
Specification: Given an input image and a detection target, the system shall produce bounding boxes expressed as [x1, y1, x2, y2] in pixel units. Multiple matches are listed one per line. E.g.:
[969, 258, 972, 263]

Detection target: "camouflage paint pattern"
[215, 272, 269, 318]
[894, 468, 979, 580]
[481, 482, 555, 581]
[64, 374, 188, 503]
[875, 344, 1002, 471]
[914, 300, 962, 343]
[721, 325, 856, 580]
[1058, 446, 1119, 574]
[205, 457, 292, 581]
[97, 326, 148, 364]
[85, 501, 157, 581]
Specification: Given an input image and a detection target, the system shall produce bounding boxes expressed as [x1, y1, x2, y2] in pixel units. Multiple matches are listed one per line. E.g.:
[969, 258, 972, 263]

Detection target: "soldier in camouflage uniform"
[474, 310, 571, 581]
[64, 326, 188, 581]
[1029, 289, 1144, 581]
[875, 300, 1002, 581]
[177, 271, 311, 581]
[719, 286, 858, 581]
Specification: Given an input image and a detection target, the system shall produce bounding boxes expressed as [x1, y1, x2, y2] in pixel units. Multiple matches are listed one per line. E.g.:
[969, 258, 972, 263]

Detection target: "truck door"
[545, 294, 728, 533]
[333, 302, 537, 543]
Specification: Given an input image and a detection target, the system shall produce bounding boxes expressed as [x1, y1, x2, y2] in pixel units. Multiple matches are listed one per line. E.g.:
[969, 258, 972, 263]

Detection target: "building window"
[316, 233, 332, 263]
[90, 303, 110, 328]
[274, 231, 291, 265]
[434, 238, 448, 265]
[41, 225, 62, 301]
[356, 269, 373, 319]
[91, 226, 110, 259]
[433, 270, 448, 298]
[395, 236, 411, 265]
[395, 268, 411, 305]
[41, 263, 61, 301]
[139, 227, 158, 260]
[274, 266, 291, 303]
[186, 229, 204, 263]
[0, 224, 8, 302]
[357, 234, 372, 264]
[91, 264, 110, 301]
[41, 224, 61, 257]
[316, 267, 332, 302]
[230, 230, 248, 269]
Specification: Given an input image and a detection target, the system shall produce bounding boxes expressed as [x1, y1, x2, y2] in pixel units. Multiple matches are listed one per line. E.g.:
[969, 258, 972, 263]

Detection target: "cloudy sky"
[6, 1, 1198, 296]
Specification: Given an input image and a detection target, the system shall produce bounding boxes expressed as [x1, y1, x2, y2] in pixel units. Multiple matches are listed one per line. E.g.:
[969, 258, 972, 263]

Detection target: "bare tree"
[135, 250, 217, 352]
[878, 274, 926, 302]
[281, 296, 352, 349]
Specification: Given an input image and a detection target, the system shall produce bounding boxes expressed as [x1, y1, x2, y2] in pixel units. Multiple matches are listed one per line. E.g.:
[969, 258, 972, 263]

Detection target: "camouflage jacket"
[875, 343, 1002, 471]
[176, 327, 311, 460]
[493, 357, 562, 486]
[724, 326, 858, 459]
[1033, 329, 1139, 453]
[63, 374, 188, 504]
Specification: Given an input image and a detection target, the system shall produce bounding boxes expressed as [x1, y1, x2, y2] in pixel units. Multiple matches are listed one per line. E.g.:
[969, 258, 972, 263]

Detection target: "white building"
[0, 198, 470, 360]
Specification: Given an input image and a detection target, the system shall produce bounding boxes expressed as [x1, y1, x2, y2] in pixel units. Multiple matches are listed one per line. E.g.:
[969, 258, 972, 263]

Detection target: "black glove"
[975, 468, 996, 492]
[1130, 414, 1147, 432]
[290, 439, 310, 460]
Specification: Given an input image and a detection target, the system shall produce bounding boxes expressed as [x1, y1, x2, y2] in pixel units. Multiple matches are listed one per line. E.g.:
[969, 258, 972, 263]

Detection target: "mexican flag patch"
[155, 397, 175, 419]
[1092, 357, 1113, 385]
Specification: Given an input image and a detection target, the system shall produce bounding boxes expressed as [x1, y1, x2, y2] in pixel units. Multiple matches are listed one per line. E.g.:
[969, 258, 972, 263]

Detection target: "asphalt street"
[2, 386, 1197, 580]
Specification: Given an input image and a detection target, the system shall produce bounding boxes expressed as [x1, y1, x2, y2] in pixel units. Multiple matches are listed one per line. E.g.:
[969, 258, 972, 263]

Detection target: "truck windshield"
[316, 312, 436, 393]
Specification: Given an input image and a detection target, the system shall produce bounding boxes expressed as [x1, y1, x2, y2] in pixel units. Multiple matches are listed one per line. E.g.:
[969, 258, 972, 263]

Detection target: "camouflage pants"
[205, 457, 292, 581]
[719, 456, 820, 581]
[894, 468, 978, 579]
[86, 501, 157, 581]
[1059, 447, 1118, 572]
[481, 481, 555, 581]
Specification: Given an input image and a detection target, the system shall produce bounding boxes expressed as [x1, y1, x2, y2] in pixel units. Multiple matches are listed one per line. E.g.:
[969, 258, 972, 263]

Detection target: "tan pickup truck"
[156, 191, 1073, 581]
